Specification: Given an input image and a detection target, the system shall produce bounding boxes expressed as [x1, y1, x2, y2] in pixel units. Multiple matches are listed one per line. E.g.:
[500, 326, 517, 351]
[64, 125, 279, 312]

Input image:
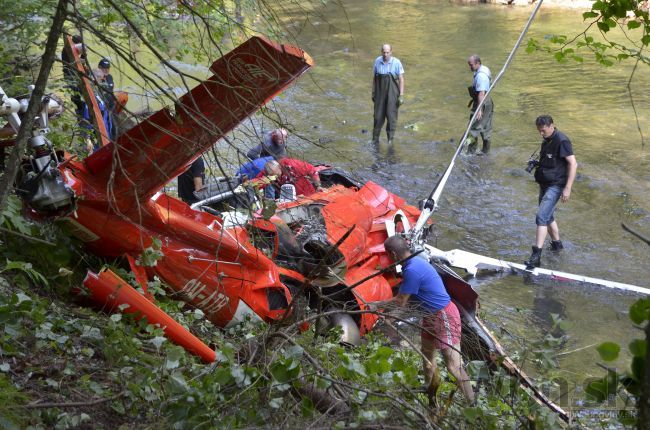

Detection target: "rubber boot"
[371, 128, 380, 145]
[465, 136, 477, 154]
[550, 240, 564, 251]
[525, 246, 542, 270]
[481, 139, 490, 154]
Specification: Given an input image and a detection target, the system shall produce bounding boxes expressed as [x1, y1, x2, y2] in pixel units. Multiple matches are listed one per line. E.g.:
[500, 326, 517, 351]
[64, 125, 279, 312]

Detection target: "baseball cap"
[98, 58, 111, 69]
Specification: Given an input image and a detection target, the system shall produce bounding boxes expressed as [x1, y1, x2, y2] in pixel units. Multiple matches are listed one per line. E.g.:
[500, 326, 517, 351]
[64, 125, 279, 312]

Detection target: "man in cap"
[95, 58, 115, 111]
[247, 128, 288, 160]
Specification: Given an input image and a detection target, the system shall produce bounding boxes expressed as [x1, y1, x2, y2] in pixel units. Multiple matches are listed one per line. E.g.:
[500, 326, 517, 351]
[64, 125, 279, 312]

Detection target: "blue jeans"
[536, 185, 562, 226]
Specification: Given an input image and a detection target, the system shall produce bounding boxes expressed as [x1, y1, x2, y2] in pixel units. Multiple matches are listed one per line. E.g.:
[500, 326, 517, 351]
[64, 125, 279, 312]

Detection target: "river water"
[258, 0, 650, 407]
[113, 0, 649, 413]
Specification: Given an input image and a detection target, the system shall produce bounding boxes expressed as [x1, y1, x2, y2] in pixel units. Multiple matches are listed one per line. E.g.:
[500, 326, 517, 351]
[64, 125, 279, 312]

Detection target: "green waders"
[373, 73, 400, 144]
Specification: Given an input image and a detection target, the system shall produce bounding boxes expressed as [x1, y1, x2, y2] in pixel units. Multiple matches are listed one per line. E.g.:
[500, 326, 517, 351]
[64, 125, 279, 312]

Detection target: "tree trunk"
[0, 0, 68, 214]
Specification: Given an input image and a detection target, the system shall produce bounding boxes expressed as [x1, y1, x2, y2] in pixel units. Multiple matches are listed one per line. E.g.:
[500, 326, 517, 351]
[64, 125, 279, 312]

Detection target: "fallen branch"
[24, 390, 126, 409]
[0, 226, 56, 246]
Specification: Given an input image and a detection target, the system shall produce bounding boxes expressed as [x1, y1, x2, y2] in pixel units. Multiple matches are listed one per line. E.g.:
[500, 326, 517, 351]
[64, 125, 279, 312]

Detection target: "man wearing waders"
[465, 55, 493, 154]
[372, 44, 404, 145]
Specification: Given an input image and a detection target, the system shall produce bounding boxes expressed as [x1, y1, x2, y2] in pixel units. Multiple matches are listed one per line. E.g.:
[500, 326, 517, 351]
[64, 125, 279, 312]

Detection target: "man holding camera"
[525, 115, 577, 270]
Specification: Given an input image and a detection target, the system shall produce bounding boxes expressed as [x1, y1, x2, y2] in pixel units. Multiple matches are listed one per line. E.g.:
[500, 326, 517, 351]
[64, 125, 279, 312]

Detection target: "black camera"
[525, 158, 539, 173]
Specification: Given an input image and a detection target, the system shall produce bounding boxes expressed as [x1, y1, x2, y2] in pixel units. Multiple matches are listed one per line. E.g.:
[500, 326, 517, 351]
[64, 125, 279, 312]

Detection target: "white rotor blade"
[424, 245, 650, 295]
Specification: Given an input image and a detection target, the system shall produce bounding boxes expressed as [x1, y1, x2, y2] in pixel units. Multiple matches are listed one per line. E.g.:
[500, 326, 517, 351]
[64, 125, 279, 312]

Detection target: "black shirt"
[534, 129, 574, 186]
[178, 157, 205, 204]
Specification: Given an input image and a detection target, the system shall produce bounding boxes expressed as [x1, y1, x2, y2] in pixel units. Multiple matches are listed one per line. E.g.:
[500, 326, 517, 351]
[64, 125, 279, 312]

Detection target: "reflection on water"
[269, 0, 649, 391]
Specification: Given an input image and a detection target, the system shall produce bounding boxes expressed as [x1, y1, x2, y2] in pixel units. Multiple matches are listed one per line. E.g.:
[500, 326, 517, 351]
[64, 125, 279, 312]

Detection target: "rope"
[410, 0, 546, 242]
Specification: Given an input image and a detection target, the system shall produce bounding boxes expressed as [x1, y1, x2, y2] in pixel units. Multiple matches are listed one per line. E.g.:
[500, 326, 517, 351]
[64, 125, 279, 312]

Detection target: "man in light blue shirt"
[466, 55, 494, 154]
[372, 44, 405, 145]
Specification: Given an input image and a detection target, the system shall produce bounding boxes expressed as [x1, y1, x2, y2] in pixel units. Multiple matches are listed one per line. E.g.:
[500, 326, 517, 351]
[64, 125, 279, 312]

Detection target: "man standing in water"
[525, 115, 577, 269]
[369, 236, 475, 405]
[465, 55, 494, 154]
[372, 44, 404, 145]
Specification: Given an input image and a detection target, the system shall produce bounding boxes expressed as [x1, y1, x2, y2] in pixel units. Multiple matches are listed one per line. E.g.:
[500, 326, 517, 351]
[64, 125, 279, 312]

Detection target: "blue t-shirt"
[236, 156, 274, 180]
[473, 65, 491, 92]
[398, 257, 450, 312]
[373, 56, 404, 76]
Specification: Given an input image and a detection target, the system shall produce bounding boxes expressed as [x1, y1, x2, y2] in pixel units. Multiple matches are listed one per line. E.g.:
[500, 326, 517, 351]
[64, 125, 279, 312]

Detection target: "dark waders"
[467, 86, 494, 154]
[372, 73, 400, 144]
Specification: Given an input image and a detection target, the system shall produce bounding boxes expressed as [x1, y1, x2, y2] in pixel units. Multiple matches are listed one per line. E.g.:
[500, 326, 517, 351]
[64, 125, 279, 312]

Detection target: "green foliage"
[136, 237, 164, 267]
[582, 297, 650, 425]
[528, 0, 650, 67]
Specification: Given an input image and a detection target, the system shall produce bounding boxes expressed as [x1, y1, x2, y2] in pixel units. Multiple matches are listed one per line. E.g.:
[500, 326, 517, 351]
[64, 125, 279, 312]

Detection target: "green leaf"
[627, 20, 641, 30]
[165, 347, 184, 369]
[583, 11, 599, 19]
[300, 397, 314, 417]
[597, 21, 611, 32]
[597, 342, 620, 361]
[631, 356, 645, 381]
[462, 406, 483, 422]
[642, 35, 650, 46]
[629, 339, 646, 357]
[592, 1, 607, 11]
[585, 379, 608, 402]
[167, 372, 189, 393]
[629, 298, 650, 324]
[287, 344, 304, 359]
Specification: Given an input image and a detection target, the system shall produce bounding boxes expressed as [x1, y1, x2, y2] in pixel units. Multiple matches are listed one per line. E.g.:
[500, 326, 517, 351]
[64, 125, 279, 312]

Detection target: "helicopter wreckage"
[2, 35, 648, 422]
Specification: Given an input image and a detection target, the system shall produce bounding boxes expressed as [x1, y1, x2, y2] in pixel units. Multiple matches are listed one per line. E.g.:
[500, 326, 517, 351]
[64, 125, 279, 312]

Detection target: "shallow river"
[260, 0, 650, 409]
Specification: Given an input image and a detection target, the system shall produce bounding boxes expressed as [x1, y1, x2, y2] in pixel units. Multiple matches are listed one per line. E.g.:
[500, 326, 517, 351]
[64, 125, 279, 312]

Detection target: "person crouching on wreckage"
[368, 235, 475, 406]
[255, 156, 323, 199]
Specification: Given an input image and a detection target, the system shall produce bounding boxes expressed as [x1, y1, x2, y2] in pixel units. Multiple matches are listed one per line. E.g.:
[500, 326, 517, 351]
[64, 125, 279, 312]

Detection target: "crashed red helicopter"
[3, 35, 647, 421]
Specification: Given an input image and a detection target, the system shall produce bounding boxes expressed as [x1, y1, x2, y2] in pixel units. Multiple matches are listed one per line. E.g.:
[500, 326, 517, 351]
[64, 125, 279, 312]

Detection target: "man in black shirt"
[525, 115, 578, 269]
[178, 157, 205, 205]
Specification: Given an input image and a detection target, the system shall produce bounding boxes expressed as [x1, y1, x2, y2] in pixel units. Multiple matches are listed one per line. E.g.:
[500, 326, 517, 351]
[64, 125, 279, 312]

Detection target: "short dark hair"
[98, 58, 111, 69]
[535, 115, 554, 127]
[384, 235, 410, 256]
[71, 35, 83, 44]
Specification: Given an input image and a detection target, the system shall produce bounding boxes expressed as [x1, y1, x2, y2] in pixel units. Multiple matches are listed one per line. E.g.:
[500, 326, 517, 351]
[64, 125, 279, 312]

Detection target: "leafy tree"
[527, 0, 649, 146]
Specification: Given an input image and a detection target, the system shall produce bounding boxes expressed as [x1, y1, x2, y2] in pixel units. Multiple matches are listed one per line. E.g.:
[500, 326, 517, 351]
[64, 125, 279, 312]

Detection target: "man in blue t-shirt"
[369, 235, 474, 405]
[371, 44, 405, 145]
[525, 115, 577, 269]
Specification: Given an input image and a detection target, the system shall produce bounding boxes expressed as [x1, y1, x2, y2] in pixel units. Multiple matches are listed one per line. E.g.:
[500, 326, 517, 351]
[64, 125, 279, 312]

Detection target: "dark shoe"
[550, 240, 563, 251]
[481, 140, 490, 154]
[525, 246, 542, 270]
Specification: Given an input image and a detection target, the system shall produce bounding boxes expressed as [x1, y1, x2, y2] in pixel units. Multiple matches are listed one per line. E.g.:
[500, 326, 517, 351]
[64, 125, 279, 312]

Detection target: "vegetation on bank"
[1, 0, 649, 428]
